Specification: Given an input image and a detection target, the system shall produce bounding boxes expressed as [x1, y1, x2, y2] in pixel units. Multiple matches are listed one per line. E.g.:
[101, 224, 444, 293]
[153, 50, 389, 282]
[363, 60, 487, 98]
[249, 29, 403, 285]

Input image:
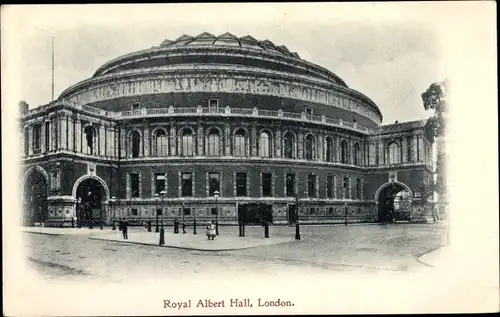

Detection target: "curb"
[416, 246, 444, 267]
[88, 236, 296, 252]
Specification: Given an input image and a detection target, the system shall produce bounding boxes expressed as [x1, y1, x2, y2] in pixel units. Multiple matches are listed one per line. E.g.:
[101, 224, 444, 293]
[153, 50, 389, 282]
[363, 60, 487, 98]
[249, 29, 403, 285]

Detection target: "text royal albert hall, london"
[19, 32, 435, 228]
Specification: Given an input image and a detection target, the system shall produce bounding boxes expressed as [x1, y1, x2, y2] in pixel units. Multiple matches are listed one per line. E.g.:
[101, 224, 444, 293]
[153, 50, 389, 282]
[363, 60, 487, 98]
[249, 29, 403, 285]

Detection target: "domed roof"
[158, 32, 302, 59]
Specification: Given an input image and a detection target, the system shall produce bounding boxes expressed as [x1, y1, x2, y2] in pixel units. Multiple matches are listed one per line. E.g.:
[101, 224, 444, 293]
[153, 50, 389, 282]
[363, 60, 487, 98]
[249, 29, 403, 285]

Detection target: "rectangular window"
[154, 173, 166, 195]
[417, 135, 421, 161]
[157, 208, 163, 216]
[343, 177, 350, 199]
[183, 208, 191, 216]
[307, 174, 317, 198]
[356, 178, 362, 199]
[261, 173, 272, 197]
[236, 172, 247, 196]
[285, 174, 296, 197]
[208, 99, 219, 108]
[131, 102, 140, 111]
[33, 124, 41, 151]
[327, 176, 334, 198]
[181, 172, 193, 197]
[208, 172, 220, 196]
[130, 173, 140, 198]
[310, 207, 316, 214]
[24, 128, 29, 156]
[44, 122, 50, 152]
[211, 208, 218, 215]
[328, 207, 334, 215]
[131, 208, 138, 216]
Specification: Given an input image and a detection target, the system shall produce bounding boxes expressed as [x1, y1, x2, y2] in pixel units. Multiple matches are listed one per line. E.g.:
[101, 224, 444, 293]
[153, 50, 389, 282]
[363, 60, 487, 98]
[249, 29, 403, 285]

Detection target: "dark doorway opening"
[238, 203, 273, 225]
[377, 183, 412, 223]
[23, 171, 48, 226]
[76, 179, 105, 227]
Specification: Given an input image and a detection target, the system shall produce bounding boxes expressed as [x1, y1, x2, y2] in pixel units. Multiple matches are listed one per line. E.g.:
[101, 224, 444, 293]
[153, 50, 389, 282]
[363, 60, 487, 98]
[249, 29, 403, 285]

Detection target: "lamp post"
[77, 197, 82, 228]
[344, 202, 348, 226]
[214, 190, 219, 235]
[111, 196, 116, 230]
[159, 190, 166, 245]
[295, 195, 301, 240]
[181, 201, 186, 234]
[154, 193, 159, 233]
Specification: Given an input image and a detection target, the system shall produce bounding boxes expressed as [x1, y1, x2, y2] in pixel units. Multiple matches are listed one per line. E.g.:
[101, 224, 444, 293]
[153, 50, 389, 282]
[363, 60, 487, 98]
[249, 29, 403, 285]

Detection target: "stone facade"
[19, 32, 435, 226]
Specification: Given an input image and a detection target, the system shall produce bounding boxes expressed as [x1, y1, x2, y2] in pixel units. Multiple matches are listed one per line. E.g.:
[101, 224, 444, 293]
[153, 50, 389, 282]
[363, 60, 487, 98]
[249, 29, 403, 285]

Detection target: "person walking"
[122, 219, 128, 240]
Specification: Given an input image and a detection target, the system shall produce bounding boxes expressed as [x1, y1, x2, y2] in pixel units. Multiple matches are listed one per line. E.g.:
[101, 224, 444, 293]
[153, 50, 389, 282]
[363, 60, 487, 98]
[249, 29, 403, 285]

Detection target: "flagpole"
[51, 36, 55, 101]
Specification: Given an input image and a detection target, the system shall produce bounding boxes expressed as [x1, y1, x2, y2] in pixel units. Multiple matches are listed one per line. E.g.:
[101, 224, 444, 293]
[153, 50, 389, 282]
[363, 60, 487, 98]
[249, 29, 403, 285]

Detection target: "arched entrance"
[23, 169, 48, 226]
[375, 182, 413, 223]
[75, 178, 107, 227]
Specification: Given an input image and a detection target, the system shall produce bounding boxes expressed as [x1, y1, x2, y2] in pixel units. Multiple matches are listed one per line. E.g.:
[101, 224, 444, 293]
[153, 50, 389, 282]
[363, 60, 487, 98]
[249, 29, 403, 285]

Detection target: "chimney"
[19, 101, 29, 114]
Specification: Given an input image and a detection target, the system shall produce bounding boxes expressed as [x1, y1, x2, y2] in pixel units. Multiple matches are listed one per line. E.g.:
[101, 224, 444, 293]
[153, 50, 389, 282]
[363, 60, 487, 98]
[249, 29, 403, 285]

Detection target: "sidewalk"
[417, 246, 451, 267]
[21, 226, 295, 251]
[90, 230, 295, 251]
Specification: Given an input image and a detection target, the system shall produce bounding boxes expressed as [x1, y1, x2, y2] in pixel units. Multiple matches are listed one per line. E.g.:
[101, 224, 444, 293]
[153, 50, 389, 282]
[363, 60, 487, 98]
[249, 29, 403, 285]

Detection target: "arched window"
[153, 129, 168, 157]
[325, 137, 334, 162]
[388, 142, 400, 164]
[84, 126, 96, 155]
[340, 139, 348, 164]
[305, 135, 315, 160]
[259, 131, 271, 157]
[283, 132, 295, 159]
[234, 129, 246, 157]
[130, 130, 141, 158]
[181, 128, 195, 156]
[207, 128, 220, 156]
[353, 142, 360, 166]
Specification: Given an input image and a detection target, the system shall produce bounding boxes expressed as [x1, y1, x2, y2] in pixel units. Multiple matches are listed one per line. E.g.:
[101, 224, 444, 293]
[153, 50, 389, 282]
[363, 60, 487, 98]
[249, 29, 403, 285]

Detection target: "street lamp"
[154, 193, 160, 233]
[344, 202, 348, 226]
[111, 196, 116, 230]
[77, 197, 82, 228]
[295, 195, 301, 240]
[159, 190, 166, 245]
[214, 190, 219, 235]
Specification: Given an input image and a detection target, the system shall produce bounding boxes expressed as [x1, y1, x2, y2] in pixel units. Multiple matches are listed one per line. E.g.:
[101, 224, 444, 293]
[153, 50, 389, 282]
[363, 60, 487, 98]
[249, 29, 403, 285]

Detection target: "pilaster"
[378, 139, 385, 165]
[28, 126, 33, 155]
[75, 119, 81, 153]
[143, 125, 150, 157]
[317, 133, 324, 161]
[170, 122, 177, 156]
[197, 121, 204, 156]
[275, 129, 281, 158]
[298, 131, 304, 159]
[401, 137, 408, 163]
[412, 134, 418, 162]
[251, 122, 257, 156]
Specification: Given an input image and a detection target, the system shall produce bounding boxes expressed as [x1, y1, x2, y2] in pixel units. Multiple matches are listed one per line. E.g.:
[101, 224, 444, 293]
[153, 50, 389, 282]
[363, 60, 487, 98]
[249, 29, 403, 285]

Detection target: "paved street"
[22, 222, 446, 283]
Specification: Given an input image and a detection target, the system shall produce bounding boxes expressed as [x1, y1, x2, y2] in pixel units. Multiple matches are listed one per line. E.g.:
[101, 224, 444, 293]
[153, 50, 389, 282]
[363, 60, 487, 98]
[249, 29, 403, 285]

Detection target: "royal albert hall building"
[19, 32, 435, 227]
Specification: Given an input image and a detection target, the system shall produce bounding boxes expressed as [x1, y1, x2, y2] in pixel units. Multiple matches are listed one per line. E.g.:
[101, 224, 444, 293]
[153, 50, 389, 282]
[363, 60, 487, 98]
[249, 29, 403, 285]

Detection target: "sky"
[5, 3, 450, 124]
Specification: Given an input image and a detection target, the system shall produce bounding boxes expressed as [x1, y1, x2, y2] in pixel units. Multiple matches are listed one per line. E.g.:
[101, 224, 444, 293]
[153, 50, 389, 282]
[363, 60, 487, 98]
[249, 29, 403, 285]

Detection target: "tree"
[422, 80, 448, 198]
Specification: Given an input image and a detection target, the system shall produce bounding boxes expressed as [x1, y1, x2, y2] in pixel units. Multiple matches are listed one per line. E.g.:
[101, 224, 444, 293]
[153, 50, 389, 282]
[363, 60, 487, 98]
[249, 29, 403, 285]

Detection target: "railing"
[21, 102, 373, 134]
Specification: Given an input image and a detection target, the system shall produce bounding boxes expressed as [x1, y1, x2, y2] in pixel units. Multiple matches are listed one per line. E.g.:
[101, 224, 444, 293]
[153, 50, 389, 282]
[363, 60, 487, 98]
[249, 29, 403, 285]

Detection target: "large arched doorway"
[23, 170, 48, 226]
[75, 178, 106, 227]
[376, 182, 413, 223]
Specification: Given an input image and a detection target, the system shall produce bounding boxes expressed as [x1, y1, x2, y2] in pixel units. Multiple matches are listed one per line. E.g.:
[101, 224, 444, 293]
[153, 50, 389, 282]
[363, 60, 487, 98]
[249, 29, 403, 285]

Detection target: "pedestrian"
[122, 220, 128, 240]
[182, 222, 186, 234]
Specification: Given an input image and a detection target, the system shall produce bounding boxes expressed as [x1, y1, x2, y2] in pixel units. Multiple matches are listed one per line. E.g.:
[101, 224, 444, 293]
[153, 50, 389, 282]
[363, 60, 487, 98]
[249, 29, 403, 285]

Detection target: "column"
[224, 123, 231, 156]
[60, 116, 67, 151]
[170, 122, 177, 156]
[28, 126, 33, 155]
[40, 120, 46, 153]
[402, 137, 408, 163]
[19, 127, 24, 157]
[251, 123, 257, 156]
[412, 135, 418, 162]
[120, 127, 126, 158]
[349, 138, 354, 165]
[197, 121, 204, 156]
[75, 119, 81, 153]
[275, 129, 281, 158]
[298, 131, 304, 159]
[317, 133, 324, 161]
[378, 139, 385, 165]
[335, 135, 340, 162]
[98, 125, 104, 156]
[143, 125, 150, 157]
